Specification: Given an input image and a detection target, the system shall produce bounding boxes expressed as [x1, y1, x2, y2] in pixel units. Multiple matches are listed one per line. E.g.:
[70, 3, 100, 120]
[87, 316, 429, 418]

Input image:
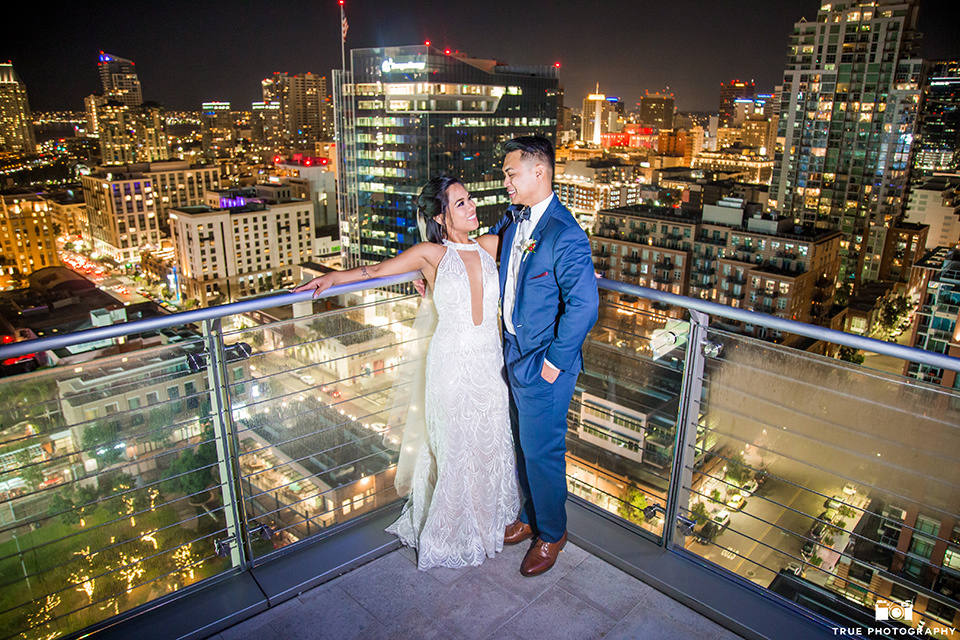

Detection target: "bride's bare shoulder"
[476, 233, 500, 259]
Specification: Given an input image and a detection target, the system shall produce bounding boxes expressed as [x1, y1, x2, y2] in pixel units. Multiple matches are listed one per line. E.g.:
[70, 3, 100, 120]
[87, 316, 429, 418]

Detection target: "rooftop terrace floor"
[209, 541, 744, 640]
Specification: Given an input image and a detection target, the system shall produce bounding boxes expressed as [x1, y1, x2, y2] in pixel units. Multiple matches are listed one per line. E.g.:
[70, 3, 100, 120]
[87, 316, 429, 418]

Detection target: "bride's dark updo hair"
[417, 175, 463, 245]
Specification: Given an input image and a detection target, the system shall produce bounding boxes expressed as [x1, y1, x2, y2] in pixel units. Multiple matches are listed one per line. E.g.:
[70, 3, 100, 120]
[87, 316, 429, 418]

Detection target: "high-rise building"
[97, 101, 170, 165]
[912, 60, 960, 180]
[98, 52, 143, 107]
[0, 62, 36, 153]
[333, 45, 559, 268]
[905, 174, 960, 249]
[582, 91, 617, 145]
[771, 0, 923, 288]
[200, 102, 234, 158]
[591, 200, 842, 345]
[80, 161, 220, 265]
[262, 72, 330, 150]
[83, 94, 105, 136]
[1, 194, 60, 288]
[718, 80, 755, 127]
[251, 101, 283, 156]
[640, 92, 675, 131]
[273, 155, 338, 227]
[658, 128, 687, 158]
[906, 246, 960, 386]
[168, 186, 315, 304]
[44, 188, 88, 238]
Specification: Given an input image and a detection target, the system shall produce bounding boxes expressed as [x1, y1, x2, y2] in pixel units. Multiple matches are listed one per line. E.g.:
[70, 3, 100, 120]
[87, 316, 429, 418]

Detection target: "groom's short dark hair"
[504, 136, 555, 177]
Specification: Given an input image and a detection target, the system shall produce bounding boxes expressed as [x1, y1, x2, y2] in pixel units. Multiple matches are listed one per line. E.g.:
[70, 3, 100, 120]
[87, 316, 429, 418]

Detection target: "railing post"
[202, 318, 251, 568]
[663, 309, 709, 547]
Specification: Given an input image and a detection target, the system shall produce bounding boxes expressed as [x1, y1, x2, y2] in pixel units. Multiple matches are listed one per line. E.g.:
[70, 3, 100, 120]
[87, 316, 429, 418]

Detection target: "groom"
[489, 136, 599, 576]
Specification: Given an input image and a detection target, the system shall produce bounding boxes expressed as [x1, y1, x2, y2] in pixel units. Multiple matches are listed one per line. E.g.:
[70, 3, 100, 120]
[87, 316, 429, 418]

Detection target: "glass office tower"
[333, 45, 559, 268]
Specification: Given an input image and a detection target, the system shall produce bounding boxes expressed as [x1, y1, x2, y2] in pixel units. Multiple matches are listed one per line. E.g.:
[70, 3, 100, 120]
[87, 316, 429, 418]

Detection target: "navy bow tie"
[511, 206, 531, 223]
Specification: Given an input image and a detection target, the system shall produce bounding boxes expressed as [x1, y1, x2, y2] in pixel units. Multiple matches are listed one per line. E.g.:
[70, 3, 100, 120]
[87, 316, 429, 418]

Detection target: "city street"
[686, 451, 870, 589]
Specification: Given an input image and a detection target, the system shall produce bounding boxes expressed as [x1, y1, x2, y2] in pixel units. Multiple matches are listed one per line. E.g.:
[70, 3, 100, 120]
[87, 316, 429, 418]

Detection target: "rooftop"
[208, 544, 742, 640]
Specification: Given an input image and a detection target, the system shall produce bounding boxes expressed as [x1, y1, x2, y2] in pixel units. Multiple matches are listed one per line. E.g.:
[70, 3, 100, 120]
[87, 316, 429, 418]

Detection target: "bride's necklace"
[443, 238, 478, 249]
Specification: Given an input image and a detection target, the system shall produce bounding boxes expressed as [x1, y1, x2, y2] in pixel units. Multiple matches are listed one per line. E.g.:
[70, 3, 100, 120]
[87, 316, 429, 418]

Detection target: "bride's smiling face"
[436, 182, 478, 237]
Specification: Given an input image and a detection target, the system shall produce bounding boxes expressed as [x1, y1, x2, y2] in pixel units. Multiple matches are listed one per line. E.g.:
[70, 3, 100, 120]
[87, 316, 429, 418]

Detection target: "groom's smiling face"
[502, 150, 541, 207]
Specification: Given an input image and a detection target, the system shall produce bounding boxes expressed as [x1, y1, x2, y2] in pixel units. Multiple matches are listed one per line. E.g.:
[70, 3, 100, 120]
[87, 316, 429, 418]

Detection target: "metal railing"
[1, 273, 959, 639]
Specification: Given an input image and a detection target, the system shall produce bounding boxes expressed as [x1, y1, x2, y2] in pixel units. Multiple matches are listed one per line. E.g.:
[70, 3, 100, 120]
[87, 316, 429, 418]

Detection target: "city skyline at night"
[2, 0, 957, 114]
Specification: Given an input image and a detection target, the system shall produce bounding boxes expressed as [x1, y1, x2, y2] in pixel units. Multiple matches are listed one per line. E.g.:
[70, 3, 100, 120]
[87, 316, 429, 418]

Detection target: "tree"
[691, 501, 710, 526]
[81, 421, 123, 466]
[835, 282, 853, 307]
[725, 451, 752, 487]
[880, 295, 910, 333]
[617, 486, 648, 526]
[838, 346, 864, 365]
[48, 491, 78, 525]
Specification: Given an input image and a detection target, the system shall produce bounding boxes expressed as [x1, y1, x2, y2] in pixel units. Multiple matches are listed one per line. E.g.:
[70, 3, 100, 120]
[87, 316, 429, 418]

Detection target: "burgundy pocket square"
[531, 271, 549, 279]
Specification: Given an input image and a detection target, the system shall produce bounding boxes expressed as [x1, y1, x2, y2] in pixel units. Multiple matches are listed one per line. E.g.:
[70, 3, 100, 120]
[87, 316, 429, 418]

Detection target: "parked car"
[824, 494, 844, 510]
[712, 510, 731, 530]
[740, 479, 759, 497]
[801, 540, 817, 561]
[298, 374, 315, 385]
[695, 522, 718, 545]
[810, 520, 828, 541]
[726, 494, 746, 511]
[843, 483, 858, 497]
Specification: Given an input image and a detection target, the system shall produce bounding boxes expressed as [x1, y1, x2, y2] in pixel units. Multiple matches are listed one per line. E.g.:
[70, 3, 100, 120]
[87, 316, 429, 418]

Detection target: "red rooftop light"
[444, 49, 451, 55]
[554, 62, 561, 68]
[425, 40, 431, 46]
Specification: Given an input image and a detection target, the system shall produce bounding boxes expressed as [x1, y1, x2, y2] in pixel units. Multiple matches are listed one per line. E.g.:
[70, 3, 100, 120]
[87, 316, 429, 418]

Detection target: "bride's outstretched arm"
[294, 243, 439, 297]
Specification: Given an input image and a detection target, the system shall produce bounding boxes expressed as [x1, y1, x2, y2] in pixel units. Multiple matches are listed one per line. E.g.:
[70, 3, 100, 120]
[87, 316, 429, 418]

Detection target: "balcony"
[1, 274, 959, 640]
[935, 302, 960, 317]
[696, 236, 726, 247]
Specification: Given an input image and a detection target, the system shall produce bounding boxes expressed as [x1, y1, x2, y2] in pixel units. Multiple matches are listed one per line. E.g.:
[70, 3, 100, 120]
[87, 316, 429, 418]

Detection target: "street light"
[11, 531, 30, 589]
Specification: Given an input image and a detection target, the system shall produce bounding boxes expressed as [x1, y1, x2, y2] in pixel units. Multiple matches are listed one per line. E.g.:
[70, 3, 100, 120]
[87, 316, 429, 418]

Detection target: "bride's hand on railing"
[294, 274, 335, 298]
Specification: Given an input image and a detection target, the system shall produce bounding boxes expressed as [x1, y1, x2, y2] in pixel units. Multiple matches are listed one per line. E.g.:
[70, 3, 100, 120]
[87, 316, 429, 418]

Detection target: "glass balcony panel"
[680, 328, 960, 631]
[222, 295, 422, 560]
[568, 299, 691, 540]
[0, 339, 233, 639]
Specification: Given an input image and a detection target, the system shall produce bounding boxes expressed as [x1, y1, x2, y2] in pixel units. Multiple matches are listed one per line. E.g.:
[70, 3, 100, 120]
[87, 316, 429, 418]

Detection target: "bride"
[294, 175, 519, 569]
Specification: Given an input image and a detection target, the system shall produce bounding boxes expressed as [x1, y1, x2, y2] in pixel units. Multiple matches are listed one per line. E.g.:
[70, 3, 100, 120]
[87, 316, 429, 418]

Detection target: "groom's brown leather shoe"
[520, 531, 567, 577]
[503, 520, 534, 545]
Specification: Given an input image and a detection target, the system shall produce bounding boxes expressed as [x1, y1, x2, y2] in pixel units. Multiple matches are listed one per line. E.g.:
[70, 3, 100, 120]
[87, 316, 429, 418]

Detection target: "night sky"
[3, 0, 957, 114]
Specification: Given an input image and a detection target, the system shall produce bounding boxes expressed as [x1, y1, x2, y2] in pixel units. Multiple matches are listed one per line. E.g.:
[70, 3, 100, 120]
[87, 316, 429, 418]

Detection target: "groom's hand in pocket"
[540, 361, 560, 384]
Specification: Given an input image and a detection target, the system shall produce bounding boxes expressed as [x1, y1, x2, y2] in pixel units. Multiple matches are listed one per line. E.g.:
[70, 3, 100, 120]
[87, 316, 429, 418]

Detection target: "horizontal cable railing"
[2, 273, 959, 639]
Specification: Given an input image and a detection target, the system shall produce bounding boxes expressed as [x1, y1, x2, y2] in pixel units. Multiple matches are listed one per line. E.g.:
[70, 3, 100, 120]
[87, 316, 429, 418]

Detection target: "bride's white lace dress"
[386, 240, 520, 569]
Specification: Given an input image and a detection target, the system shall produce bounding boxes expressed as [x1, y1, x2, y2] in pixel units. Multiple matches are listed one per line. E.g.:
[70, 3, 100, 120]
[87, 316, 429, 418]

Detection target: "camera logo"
[875, 599, 913, 622]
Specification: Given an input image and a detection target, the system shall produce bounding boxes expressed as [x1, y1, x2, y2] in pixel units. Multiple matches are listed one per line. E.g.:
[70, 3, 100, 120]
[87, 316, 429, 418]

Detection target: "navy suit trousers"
[503, 331, 577, 544]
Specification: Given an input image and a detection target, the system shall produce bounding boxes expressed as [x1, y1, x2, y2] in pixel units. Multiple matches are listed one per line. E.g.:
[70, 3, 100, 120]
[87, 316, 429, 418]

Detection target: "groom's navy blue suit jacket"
[491, 196, 599, 383]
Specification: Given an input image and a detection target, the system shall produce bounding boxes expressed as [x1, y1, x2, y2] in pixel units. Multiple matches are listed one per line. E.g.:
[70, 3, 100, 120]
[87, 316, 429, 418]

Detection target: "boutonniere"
[520, 239, 537, 255]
